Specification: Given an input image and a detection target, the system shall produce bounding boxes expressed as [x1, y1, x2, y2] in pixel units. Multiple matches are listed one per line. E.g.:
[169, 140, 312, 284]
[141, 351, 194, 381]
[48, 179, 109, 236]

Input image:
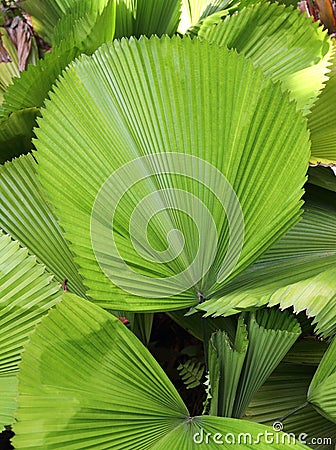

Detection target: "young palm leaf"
[208, 310, 301, 418]
[14, 294, 309, 449]
[197, 2, 332, 114]
[22, 0, 109, 44]
[34, 36, 310, 312]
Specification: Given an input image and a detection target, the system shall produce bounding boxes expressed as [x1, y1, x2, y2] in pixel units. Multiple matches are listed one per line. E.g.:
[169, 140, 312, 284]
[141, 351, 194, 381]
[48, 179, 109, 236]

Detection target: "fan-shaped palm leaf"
[34, 36, 309, 312]
[14, 294, 308, 449]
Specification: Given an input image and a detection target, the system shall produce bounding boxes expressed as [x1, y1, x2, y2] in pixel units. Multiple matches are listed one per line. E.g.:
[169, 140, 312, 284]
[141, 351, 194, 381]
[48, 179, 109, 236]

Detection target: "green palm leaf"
[113, 0, 181, 38]
[0, 0, 117, 162]
[35, 36, 309, 312]
[0, 374, 17, 431]
[14, 294, 308, 449]
[22, 0, 108, 44]
[0, 231, 62, 429]
[0, 108, 39, 164]
[0, 154, 86, 296]
[178, 0, 246, 34]
[308, 167, 336, 193]
[208, 310, 301, 418]
[179, 0, 212, 33]
[198, 2, 332, 114]
[52, 0, 116, 53]
[208, 316, 248, 417]
[246, 360, 336, 449]
[308, 338, 336, 423]
[0, 45, 78, 121]
[308, 50, 336, 165]
[200, 194, 336, 338]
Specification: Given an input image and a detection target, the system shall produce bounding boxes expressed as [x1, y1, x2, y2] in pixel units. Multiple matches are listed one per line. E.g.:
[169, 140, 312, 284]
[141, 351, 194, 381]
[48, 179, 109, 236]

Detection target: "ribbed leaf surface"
[35, 36, 309, 312]
[0, 373, 17, 430]
[198, 2, 332, 114]
[208, 316, 248, 417]
[225, 310, 301, 418]
[0, 108, 39, 164]
[200, 197, 336, 338]
[308, 167, 336, 193]
[0, 46, 78, 120]
[22, 0, 107, 43]
[0, 231, 62, 429]
[308, 51, 336, 165]
[308, 338, 336, 423]
[52, 0, 115, 53]
[14, 294, 308, 449]
[114, 0, 181, 38]
[246, 362, 336, 450]
[0, 154, 86, 296]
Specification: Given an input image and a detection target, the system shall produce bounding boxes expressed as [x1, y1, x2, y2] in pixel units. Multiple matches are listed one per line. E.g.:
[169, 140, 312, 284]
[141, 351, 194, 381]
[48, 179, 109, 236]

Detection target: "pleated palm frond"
[200, 191, 336, 338]
[308, 337, 336, 424]
[0, 231, 62, 430]
[1, 0, 117, 121]
[0, 0, 117, 163]
[197, 2, 333, 115]
[208, 310, 301, 418]
[308, 167, 336, 193]
[0, 46, 75, 122]
[23, 0, 181, 43]
[0, 27, 39, 163]
[14, 294, 308, 449]
[51, 0, 116, 54]
[0, 153, 86, 296]
[21, 0, 108, 44]
[246, 357, 336, 450]
[34, 36, 310, 312]
[308, 50, 336, 165]
[0, 108, 39, 164]
[178, 0, 247, 33]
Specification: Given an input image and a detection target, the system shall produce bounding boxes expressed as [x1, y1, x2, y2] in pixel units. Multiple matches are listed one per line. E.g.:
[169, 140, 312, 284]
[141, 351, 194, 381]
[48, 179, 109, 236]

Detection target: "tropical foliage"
[0, 0, 335, 449]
